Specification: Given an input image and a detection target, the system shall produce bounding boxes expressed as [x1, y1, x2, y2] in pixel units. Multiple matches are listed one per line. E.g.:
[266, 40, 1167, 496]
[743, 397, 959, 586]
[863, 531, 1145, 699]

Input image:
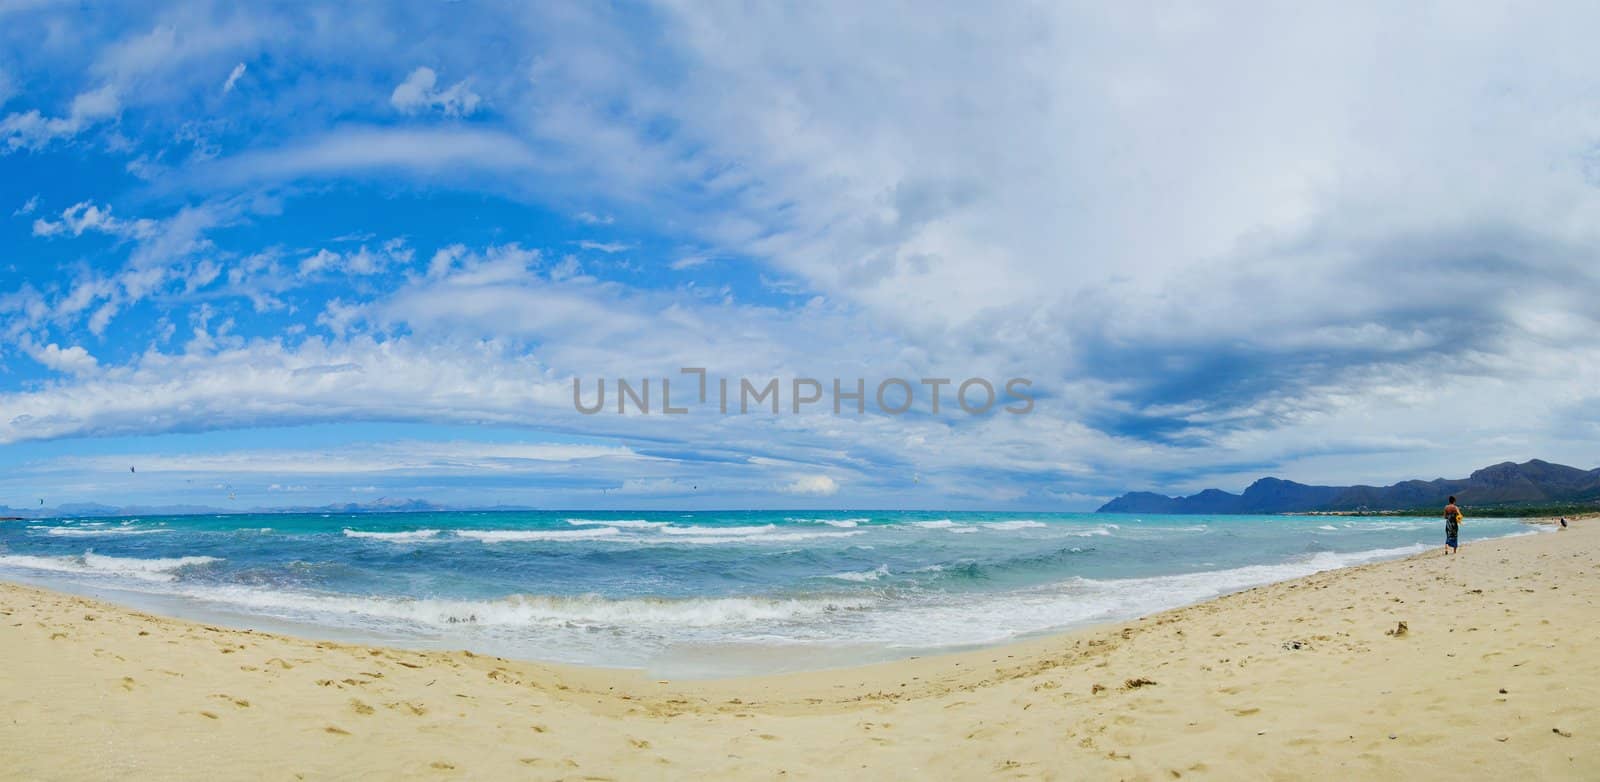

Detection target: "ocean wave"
[1341, 520, 1434, 531]
[979, 520, 1047, 530]
[1060, 524, 1115, 537]
[820, 542, 1440, 650]
[908, 519, 958, 528]
[455, 528, 623, 543]
[172, 586, 876, 629]
[1071, 543, 1430, 599]
[659, 524, 777, 537]
[0, 553, 222, 583]
[342, 529, 444, 542]
[787, 517, 868, 528]
[36, 526, 171, 537]
[825, 564, 891, 582]
[650, 530, 866, 545]
[564, 518, 668, 529]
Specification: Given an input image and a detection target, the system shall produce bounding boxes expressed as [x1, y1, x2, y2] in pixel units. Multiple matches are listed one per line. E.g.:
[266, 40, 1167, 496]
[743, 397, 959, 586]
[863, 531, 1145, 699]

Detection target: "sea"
[0, 510, 1537, 677]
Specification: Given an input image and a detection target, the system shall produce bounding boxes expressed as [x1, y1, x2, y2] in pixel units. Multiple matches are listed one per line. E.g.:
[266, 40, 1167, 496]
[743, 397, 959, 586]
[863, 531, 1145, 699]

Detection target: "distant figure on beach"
[1559, 516, 1568, 530]
[1443, 496, 1462, 555]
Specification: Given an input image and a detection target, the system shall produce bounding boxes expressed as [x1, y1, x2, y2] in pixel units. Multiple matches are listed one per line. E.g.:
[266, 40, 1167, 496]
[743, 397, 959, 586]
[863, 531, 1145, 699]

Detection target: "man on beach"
[1444, 496, 1463, 555]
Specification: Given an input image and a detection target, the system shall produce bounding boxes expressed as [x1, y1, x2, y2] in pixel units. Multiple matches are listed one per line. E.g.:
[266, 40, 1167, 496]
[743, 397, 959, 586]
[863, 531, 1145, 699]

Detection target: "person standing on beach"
[1443, 496, 1463, 555]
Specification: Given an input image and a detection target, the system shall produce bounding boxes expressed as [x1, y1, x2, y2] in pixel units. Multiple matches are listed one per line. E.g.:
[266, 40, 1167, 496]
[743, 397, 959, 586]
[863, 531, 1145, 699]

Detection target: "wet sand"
[2, 518, 1596, 780]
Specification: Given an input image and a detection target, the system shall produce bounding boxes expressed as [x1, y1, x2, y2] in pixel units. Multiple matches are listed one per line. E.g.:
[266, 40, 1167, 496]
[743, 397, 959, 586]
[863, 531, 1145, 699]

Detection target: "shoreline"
[0, 518, 1543, 680]
[5, 519, 1598, 778]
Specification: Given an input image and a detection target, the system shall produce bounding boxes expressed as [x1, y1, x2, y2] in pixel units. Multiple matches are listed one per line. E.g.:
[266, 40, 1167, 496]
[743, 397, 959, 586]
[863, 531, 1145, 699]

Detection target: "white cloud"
[577, 240, 630, 254]
[13, 195, 37, 216]
[31, 200, 155, 240]
[200, 127, 539, 186]
[298, 249, 339, 276]
[63, 441, 640, 477]
[390, 66, 481, 117]
[575, 212, 614, 225]
[1, 84, 119, 150]
[23, 342, 99, 376]
[670, 253, 712, 270]
[780, 474, 839, 497]
[298, 239, 413, 277]
[221, 62, 246, 94]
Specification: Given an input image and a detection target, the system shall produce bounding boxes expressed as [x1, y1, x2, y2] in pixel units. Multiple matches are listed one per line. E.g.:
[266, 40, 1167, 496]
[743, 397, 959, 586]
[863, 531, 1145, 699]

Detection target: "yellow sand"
[3, 518, 1597, 780]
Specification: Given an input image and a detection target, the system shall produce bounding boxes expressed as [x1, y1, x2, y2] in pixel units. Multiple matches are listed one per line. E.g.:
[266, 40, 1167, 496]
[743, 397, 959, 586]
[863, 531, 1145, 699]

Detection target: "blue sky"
[2, 2, 1599, 511]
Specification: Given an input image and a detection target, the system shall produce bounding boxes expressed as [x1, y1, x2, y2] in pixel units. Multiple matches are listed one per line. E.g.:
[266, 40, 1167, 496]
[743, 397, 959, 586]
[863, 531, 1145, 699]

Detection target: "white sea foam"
[1318, 525, 1339, 531]
[1054, 525, 1115, 537]
[342, 529, 444, 542]
[908, 519, 979, 533]
[788, 518, 867, 528]
[1342, 520, 1434, 531]
[0, 553, 221, 583]
[564, 518, 667, 529]
[826, 564, 891, 582]
[169, 586, 876, 629]
[651, 530, 866, 545]
[38, 526, 170, 537]
[980, 520, 1047, 530]
[807, 542, 1439, 650]
[455, 528, 623, 543]
[659, 524, 777, 537]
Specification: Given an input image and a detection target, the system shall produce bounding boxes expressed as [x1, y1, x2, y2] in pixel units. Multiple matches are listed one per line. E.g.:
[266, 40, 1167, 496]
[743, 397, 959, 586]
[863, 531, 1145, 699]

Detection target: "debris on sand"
[1385, 621, 1408, 638]
[1122, 678, 1157, 690]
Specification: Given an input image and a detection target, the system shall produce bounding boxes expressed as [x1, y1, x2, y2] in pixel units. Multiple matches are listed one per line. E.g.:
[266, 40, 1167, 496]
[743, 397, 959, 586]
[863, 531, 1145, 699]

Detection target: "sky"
[2, 1, 1599, 511]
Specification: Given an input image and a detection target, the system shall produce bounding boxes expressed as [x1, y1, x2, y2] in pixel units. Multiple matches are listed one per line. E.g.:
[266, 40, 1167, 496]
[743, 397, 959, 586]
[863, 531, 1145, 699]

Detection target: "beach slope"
[3, 521, 1597, 780]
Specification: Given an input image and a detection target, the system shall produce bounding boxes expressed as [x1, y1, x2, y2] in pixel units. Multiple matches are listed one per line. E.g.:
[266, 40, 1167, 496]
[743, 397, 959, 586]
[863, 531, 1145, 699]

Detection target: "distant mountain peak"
[1098, 459, 1600, 514]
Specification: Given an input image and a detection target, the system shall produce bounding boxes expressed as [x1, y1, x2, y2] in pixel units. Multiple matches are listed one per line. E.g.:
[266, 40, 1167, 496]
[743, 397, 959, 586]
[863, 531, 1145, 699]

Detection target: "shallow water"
[0, 510, 1534, 677]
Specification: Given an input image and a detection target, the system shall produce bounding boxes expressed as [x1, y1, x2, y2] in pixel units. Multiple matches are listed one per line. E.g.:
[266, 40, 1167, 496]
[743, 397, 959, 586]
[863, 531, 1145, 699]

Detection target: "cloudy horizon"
[3, 2, 1599, 511]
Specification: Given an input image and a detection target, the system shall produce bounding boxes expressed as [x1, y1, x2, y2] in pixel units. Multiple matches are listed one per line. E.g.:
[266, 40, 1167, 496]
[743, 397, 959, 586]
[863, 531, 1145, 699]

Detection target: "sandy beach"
[3, 518, 1596, 780]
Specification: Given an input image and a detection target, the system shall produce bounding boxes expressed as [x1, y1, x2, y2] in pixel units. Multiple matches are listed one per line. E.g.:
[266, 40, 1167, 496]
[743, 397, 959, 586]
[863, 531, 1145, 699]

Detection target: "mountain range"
[1097, 459, 1600, 514]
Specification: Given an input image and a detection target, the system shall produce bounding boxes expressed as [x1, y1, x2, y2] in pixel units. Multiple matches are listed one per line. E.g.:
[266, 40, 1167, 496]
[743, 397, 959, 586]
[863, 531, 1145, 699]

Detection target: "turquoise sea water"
[0, 510, 1535, 676]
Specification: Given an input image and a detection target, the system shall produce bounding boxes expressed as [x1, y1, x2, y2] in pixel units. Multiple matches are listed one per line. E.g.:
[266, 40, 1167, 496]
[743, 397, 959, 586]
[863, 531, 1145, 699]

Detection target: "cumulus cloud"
[780, 475, 839, 497]
[22, 342, 99, 376]
[390, 66, 480, 117]
[31, 200, 155, 239]
[298, 238, 414, 277]
[0, 84, 119, 151]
